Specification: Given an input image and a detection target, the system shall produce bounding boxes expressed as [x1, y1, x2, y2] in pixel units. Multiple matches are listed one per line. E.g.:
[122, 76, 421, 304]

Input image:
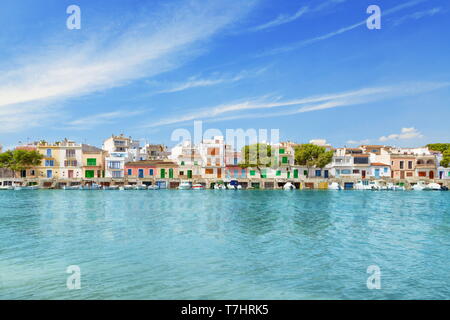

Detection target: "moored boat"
[328, 182, 341, 190]
[192, 184, 204, 190]
[178, 181, 192, 190]
[412, 181, 431, 191]
[283, 182, 295, 190]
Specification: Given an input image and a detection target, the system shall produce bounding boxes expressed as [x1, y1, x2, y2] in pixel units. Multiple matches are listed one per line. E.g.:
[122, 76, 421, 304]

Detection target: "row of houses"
[2, 135, 450, 181]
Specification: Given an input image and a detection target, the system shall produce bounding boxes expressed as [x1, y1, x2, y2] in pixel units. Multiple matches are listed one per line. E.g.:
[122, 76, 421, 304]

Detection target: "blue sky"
[0, 0, 449, 149]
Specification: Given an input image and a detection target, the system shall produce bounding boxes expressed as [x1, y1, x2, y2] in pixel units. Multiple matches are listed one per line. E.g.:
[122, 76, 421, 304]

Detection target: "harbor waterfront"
[0, 189, 449, 299]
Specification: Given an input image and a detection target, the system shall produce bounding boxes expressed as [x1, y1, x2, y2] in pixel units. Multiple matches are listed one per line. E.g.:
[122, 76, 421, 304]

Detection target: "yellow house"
[35, 139, 82, 179]
[82, 144, 105, 178]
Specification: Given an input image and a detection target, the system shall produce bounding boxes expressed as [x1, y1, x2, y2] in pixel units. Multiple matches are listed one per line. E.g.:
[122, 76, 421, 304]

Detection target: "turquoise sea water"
[0, 189, 449, 300]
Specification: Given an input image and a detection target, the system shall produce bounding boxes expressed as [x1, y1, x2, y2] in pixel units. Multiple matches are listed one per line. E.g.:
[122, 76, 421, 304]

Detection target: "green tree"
[294, 144, 333, 169]
[426, 143, 450, 153]
[239, 143, 272, 174]
[441, 149, 450, 168]
[0, 149, 43, 178]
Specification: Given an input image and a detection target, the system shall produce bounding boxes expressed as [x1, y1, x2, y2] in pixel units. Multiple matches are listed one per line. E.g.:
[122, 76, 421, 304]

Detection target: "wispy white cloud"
[259, 0, 428, 56]
[249, 6, 309, 32]
[153, 67, 268, 94]
[347, 139, 371, 145]
[379, 127, 423, 142]
[0, 1, 257, 132]
[65, 110, 146, 130]
[144, 81, 450, 127]
[392, 7, 443, 26]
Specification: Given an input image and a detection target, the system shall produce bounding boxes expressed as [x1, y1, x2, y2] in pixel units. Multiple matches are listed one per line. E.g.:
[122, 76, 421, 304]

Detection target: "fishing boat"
[134, 184, 147, 190]
[428, 183, 442, 191]
[63, 185, 82, 190]
[103, 185, 119, 190]
[82, 183, 101, 190]
[283, 182, 296, 190]
[412, 181, 431, 191]
[192, 184, 204, 190]
[386, 183, 405, 191]
[147, 185, 159, 190]
[0, 181, 15, 190]
[328, 182, 341, 190]
[178, 181, 192, 190]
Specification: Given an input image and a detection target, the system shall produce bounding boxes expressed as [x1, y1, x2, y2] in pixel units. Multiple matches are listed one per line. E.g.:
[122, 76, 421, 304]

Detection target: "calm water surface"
[0, 190, 449, 299]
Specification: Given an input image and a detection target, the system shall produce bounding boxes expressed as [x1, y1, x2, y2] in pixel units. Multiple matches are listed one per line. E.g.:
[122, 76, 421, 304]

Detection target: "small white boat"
[428, 183, 442, 191]
[386, 183, 405, 191]
[283, 182, 296, 190]
[120, 185, 134, 190]
[214, 184, 226, 190]
[226, 184, 236, 190]
[82, 184, 101, 190]
[63, 185, 82, 190]
[147, 185, 159, 190]
[328, 182, 341, 190]
[178, 182, 192, 190]
[192, 184, 204, 190]
[134, 184, 147, 190]
[412, 182, 431, 191]
[236, 185, 242, 190]
[103, 185, 119, 190]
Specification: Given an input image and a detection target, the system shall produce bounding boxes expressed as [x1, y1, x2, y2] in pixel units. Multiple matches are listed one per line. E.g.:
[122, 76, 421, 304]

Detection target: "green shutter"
[282, 157, 288, 164]
[276, 170, 281, 176]
[250, 170, 256, 176]
[181, 161, 185, 166]
[169, 168, 174, 178]
[279, 148, 285, 154]
[85, 170, 94, 178]
[303, 170, 308, 176]
[287, 172, 291, 178]
[187, 170, 192, 178]
[294, 169, 299, 178]
[87, 158, 96, 166]
[160, 169, 165, 178]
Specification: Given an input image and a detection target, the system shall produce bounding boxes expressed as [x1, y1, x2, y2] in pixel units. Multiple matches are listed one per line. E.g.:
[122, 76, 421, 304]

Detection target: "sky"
[0, 0, 449, 150]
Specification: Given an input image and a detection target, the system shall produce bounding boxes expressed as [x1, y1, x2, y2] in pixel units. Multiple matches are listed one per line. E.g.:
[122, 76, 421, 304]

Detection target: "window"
[315, 170, 321, 177]
[353, 170, 360, 174]
[408, 161, 413, 169]
[160, 169, 166, 178]
[127, 169, 132, 175]
[64, 160, 77, 167]
[46, 170, 52, 178]
[149, 169, 154, 176]
[46, 149, 52, 157]
[66, 149, 76, 158]
[241, 169, 246, 178]
[30, 170, 35, 176]
[279, 148, 285, 154]
[294, 169, 299, 178]
[341, 169, 351, 174]
[276, 170, 281, 176]
[261, 170, 267, 179]
[250, 170, 256, 176]
[194, 161, 198, 166]
[418, 172, 427, 177]
[400, 161, 404, 169]
[181, 161, 185, 166]
[234, 169, 238, 178]
[282, 157, 288, 164]
[108, 161, 121, 169]
[187, 170, 192, 179]
[179, 171, 184, 176]
[112, 171, 123, 178]
[205, 169, 213, 175]
[384, 167, 388, 173]
[169, 168, 174, 178]
[303, 170, 308, 176]
[407, 172, 413, 177]
[87, 158, 97, 166]
[233, 158, 238, 165]
[45, 160, 54, 167]
[354, 157, 369, 164]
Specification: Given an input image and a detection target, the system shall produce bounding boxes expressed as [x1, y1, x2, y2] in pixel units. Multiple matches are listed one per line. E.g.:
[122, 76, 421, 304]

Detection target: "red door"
[429, 171, 434, 179]
[362, 170, 366, 179]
